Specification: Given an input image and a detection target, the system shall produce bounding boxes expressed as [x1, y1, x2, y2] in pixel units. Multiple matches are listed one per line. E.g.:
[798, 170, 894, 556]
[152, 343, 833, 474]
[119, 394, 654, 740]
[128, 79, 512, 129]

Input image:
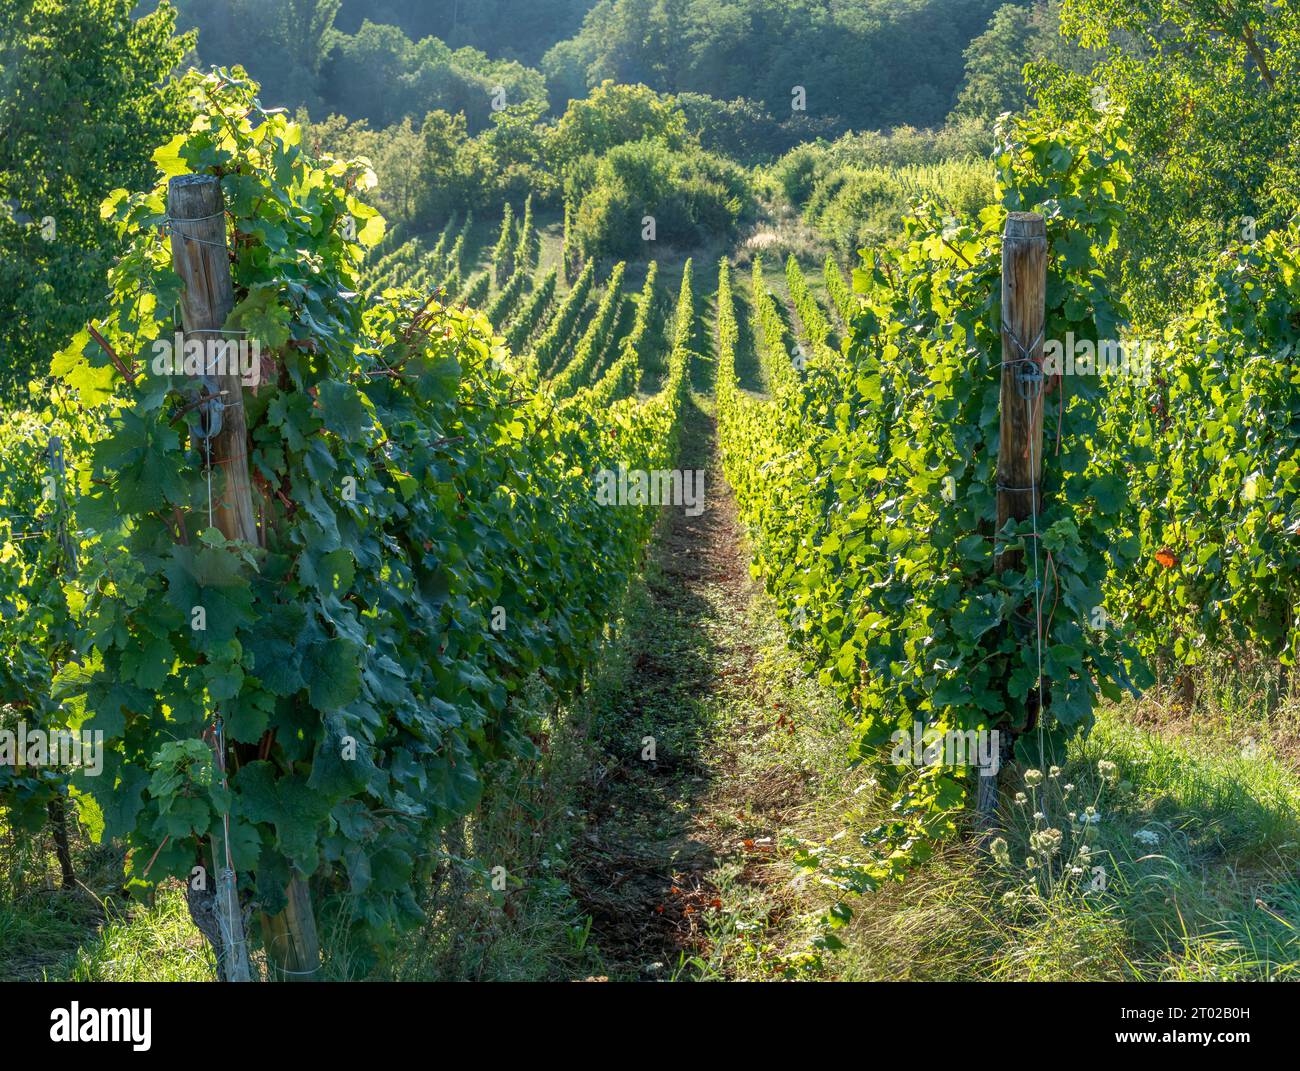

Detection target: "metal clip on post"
[1015, 358, 1043, 400]
[191, 374, 226, 444]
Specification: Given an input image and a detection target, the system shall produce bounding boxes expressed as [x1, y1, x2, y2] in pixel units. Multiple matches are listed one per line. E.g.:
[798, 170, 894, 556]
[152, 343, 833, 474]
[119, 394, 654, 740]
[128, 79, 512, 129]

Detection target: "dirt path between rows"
[570, 393, 815, 980]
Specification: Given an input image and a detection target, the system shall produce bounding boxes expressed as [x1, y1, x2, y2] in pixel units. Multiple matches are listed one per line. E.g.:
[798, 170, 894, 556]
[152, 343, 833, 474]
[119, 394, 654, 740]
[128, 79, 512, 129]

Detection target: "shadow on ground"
[569, 391, 745, 978]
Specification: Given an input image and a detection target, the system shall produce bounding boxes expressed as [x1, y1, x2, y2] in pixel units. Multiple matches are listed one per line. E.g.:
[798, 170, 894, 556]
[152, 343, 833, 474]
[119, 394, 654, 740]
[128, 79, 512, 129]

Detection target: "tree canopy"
[0, 0, 192, 391]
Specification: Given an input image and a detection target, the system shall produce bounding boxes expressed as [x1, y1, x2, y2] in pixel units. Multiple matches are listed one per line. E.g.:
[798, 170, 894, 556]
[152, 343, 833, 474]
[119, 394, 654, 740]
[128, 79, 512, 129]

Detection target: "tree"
[482, 101, 557, 204]
[543, 0, 1006, 134]
[674, 93, 785, 165]
[280, 0, 343, 109]
[1044, 0, 1300, 322]
[169, 0, 340, 113]
[318, 19, 548, 131]
[334, 0, 594, 65]
[1063, 0, 1288, 88]
[410, 109, 485, 224]
[319, 19, 421, 127]
[953, 2, 1099, 121]
[0, 0, 191, 392]
[548, 80, 687, 169]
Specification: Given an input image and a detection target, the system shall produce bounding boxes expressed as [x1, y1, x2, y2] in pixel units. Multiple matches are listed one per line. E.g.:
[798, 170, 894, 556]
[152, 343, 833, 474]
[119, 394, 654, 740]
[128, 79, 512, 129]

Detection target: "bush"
[320, 20, 546, 132]
[672, 93, 834, 166]
[569, 138, 756, 260]
[547, 81, 687, 168]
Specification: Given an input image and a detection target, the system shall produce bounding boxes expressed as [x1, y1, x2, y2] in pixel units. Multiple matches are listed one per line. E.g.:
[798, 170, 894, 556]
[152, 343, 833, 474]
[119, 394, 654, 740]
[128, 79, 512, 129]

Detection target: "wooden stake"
[260, 876, 320, 981]
[167, 175, 257, 545]
[981, 211, 1047, 830]
[47, 798, 76, 891]
[47, 437, 78, 579]
[168, 175, 319, 982]
[995, 212, 1047, 574]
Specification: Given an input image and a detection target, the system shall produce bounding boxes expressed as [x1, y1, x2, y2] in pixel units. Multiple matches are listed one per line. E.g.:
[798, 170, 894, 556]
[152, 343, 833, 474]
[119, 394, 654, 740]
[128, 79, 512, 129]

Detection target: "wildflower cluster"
[989, 759, 1128, 905]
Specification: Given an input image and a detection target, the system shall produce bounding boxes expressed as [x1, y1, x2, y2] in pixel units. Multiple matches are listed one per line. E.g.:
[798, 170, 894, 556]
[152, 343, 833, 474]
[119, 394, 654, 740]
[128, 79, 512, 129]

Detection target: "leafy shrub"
[569, 138, 756, 260]
[548, 81, 687, 168]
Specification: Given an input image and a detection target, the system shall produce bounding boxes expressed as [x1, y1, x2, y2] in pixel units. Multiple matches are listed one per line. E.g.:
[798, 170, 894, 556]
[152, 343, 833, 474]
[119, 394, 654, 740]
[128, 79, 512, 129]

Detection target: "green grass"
[732, 638, 1300, 981]
[64, 884, 215, 981]
[0, 838, 217, 981]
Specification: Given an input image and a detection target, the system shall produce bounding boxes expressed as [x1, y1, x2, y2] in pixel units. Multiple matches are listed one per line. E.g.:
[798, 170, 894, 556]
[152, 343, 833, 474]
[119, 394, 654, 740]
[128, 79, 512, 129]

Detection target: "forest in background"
[160, 0, 1013, 132]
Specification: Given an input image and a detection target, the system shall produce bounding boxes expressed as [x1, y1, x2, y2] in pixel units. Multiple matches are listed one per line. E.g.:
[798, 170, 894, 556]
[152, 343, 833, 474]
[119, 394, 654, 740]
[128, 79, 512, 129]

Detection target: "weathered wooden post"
[995, 212, 1047, 573]
[980, 211, 1047, 828]
[167, 176, 257, 543]
[167, 174, 319, 981]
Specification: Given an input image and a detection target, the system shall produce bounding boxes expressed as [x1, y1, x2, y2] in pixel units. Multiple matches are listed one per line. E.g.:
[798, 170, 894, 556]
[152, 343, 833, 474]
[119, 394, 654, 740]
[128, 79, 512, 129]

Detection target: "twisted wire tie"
[164, 211, 228, 249]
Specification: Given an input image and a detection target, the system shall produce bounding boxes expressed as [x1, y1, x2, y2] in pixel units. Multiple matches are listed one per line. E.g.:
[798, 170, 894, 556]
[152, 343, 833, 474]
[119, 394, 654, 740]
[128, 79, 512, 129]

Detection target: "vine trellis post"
[167, 174, 319, 981]
[979, 211, 1047, 828]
